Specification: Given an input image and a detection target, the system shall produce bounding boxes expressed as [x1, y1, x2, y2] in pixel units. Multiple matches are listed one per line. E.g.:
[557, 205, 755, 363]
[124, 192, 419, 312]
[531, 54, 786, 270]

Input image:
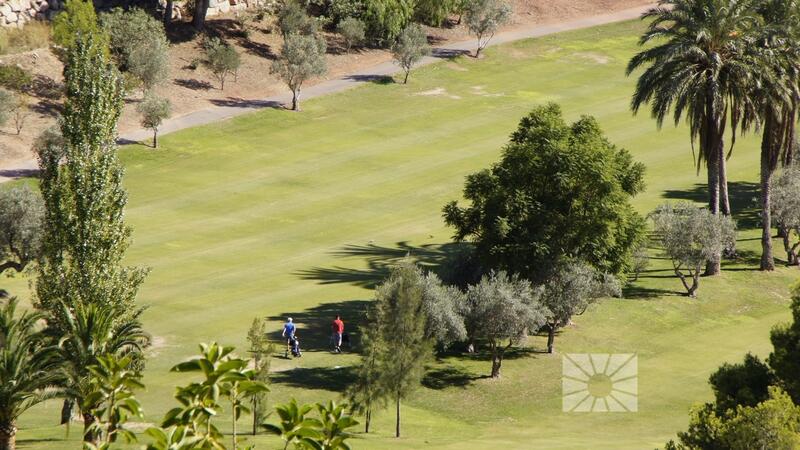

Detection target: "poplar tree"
[35, 33, 147, 331]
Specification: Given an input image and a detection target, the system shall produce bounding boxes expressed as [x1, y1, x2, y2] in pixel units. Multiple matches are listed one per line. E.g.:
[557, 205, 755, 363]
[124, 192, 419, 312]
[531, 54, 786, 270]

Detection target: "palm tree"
[56, 303, 149, 447]
[0, 298, 61, 450]
[626, 0, 760, 274]
[748, 0, 800, 271]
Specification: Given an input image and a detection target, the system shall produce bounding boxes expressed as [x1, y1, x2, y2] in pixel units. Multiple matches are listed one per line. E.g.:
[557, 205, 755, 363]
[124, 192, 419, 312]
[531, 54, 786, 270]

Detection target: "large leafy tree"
[0, 298, 60, 450]
[35, 33, 147, 330]
[443, 103, 646, 281]
[464, 271, 548, 377]
[627, 0, 760, 275]
[0, 186, 43, 276]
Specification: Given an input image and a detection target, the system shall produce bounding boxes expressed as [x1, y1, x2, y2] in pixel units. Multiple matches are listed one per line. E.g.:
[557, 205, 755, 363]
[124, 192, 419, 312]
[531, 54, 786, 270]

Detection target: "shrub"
[0, 88, 14, 127]
[415, 0, 457, 26]
[363, 0, 415, 45]
[329, 0, 365, 22]
[278, 0, 317, 38]
[101, 8, 170, 91]
[52, 0, 107, 53]
[203, 37, 241, 90]
[0, 65, 33, 92]
[337, 17, 366, 51]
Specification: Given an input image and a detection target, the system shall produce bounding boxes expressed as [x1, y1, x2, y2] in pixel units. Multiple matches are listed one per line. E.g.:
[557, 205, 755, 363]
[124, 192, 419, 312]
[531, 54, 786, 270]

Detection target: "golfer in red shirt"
[332, 315, 344, 353]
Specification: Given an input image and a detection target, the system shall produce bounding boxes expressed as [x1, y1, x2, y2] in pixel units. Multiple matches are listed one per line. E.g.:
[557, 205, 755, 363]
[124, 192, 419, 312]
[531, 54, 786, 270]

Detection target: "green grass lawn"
[4, 19, 799, 449]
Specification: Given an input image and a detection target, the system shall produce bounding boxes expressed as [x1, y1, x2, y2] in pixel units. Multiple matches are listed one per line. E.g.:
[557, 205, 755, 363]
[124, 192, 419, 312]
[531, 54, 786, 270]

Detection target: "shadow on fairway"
[661, 181, 760, 229]
[267, 299, 371, 352]
[271, 365, 357, 393]
[422, 364, 489, 389]
[295, 241, 475, 289]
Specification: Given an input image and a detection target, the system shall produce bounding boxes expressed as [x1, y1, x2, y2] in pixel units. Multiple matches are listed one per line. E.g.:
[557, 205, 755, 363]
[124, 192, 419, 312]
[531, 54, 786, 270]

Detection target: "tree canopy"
[443, 102, 646, 281]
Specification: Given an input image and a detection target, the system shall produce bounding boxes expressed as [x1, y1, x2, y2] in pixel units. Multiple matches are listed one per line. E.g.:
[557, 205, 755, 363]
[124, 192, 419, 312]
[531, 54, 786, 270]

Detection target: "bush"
[203, 37, 240, 90]
[415, 0, 457, 26]
[52, 0, 107, 53]
[101, 8, 170, 91]
[329, 0, 365, 22]
[337, 17, 366, 51]
[278, 0, 317, 37]
[0, 21, 51, 55]
[0, 88, 14, 127]
[363, 0, 415, 45]
[0, 65, 33, 92]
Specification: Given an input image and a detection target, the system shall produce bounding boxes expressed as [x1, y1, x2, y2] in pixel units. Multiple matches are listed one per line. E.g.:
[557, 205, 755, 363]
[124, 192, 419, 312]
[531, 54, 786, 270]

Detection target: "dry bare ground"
[0, 0, 654, 167]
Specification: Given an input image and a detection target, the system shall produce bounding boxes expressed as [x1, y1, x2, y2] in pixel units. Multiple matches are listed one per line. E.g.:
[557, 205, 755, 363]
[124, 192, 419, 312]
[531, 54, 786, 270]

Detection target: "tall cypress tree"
[35, 33, 146, 329]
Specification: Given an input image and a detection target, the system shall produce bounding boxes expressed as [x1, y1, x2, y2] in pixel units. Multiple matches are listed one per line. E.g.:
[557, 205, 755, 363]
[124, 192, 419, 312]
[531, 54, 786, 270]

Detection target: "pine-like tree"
[364, 261, 432, 438]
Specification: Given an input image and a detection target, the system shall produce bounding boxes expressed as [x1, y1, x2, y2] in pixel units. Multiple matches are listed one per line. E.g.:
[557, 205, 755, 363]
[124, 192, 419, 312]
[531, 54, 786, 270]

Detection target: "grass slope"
[4, 19, 798, 449]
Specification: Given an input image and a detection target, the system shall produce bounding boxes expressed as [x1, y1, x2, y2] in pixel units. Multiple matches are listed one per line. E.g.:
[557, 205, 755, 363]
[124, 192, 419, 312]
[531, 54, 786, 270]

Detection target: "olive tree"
[651, 203, 736, 297]
[204, 38, 241, 90]
[540, 260, 620, 354]
[101, 8, 170, 92]
[271, 33, 327, 111]
[137, 94, 171, 149]
[337, 17, 366, 52]
[278, 0, 317, 38]
[771, 164, 800, 266]
[392, 24, 430, 84]
[0, 186, 43, 275]
[464, 0, 512, 58]
[464, 271, 549, 377]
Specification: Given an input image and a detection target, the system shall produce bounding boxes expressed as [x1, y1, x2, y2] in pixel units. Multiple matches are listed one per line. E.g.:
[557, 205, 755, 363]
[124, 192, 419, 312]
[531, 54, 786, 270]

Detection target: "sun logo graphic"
[562, 353, 638, 412]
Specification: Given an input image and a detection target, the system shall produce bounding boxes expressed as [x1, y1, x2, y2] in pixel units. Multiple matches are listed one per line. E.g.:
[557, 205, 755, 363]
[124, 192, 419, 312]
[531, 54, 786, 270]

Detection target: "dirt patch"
[0, 0, 656, 168]
[415, 87, 461, 100]
[574, 52, 612, 64]
[471, 85, 504, 98]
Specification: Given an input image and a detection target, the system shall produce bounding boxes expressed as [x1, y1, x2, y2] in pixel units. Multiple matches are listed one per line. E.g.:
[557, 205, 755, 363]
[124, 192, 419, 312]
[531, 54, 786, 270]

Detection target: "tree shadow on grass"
[295, 241, 475, 289]
[271, 365, 357, 393]
[266, 299, 371, 353]
[422, 364, 489, 390]
[662, 181, 760, 230]
[342, 74, 395, 85]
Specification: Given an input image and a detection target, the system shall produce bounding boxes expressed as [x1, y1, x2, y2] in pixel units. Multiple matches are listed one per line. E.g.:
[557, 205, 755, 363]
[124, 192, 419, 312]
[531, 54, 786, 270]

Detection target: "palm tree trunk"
[0, 420, 16, 450]
[718, 143, 730, 216]
[761, 122, 777, 271]
[705, 154, 721, 276]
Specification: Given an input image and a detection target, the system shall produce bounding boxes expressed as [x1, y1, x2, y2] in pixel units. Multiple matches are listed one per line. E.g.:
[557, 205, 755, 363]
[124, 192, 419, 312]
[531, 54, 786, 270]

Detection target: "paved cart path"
[0, 4, 653, 183]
